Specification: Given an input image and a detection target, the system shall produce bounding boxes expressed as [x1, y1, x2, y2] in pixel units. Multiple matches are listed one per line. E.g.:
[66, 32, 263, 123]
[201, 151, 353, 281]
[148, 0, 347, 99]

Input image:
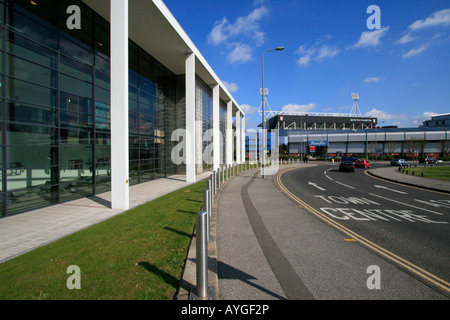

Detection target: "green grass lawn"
[404, 166, 450, 181]
[0, 179, 207, 300]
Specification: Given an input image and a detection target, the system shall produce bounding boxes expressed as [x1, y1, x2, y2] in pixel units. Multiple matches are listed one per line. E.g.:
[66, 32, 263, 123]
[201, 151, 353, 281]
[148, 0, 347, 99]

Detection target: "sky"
[162, 0, 450, 130]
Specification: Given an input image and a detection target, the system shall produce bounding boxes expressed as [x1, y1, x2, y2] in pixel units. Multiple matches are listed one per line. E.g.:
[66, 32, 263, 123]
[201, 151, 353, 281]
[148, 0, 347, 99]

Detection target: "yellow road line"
[276, 167, 450, 294]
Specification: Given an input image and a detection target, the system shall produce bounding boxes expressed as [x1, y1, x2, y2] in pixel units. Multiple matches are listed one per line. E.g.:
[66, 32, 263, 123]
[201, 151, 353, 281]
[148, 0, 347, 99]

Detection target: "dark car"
[419, 156, 436, 164]
[339, 161, 355, 172]
[342, 156, 359, 162]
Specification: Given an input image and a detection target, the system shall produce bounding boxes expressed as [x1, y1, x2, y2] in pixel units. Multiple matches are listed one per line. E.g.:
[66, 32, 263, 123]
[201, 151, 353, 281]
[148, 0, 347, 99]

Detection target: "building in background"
[422, 113, 450, 128]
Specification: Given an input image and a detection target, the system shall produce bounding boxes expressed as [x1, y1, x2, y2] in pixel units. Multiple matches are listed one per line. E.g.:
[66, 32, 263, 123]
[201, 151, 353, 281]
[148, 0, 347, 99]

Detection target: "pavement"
[0, 171, 212, 264]
[179, 162, 450, 300]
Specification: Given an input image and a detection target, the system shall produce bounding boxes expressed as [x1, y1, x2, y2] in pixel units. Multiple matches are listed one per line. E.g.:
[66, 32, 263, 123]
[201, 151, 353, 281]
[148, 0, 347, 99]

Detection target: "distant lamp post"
[262, 46, 284, 178]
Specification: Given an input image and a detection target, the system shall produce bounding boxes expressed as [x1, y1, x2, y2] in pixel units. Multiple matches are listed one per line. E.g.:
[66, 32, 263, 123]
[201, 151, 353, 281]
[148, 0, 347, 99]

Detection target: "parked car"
[419, 156, 437, 164]
[342, 156, 359, 162]
[339, 161, 355, 172]
[355, 159, 370, 168]
[390, 159, 409, 166]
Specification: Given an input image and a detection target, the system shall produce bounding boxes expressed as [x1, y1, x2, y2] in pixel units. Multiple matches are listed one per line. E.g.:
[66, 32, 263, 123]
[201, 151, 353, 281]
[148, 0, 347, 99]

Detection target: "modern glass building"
[0, 0, 244, 217]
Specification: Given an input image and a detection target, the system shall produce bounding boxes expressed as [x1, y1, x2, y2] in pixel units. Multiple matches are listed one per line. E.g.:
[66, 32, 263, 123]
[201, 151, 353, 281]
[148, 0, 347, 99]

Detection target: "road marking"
[276, 167, 450, 294]
[308, 182, 326, 191]
[369, 193, 444, 216]
[374, 185, 408, 194]
[335, 181, 355, 189]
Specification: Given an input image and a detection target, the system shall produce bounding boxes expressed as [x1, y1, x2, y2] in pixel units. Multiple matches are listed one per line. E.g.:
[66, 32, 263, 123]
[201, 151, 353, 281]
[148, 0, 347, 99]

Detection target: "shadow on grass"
[138, 261, 179, 289]
[164, 227, 192, 238]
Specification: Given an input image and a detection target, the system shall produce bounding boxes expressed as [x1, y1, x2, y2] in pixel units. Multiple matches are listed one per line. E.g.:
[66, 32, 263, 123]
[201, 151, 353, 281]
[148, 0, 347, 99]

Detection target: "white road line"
[374, 185, 408, 194]
[335, 181, 355, 189]
[308, 182, 326, 191]
[369, 193, 443, 216]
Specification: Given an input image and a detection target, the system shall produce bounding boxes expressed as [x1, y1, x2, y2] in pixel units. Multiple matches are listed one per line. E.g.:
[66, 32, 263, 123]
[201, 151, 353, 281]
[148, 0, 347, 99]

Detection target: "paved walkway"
[0, 172, 212, 263]
[179, 162, 449, 300]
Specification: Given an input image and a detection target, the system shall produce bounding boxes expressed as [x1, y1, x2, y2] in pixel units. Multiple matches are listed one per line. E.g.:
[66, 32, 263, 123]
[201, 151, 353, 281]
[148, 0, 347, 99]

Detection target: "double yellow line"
[276, 167, 450, 295]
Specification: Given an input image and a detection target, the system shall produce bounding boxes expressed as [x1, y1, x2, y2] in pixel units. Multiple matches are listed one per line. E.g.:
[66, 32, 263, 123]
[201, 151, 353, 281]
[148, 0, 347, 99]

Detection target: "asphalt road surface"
[278, 162, 450, 295]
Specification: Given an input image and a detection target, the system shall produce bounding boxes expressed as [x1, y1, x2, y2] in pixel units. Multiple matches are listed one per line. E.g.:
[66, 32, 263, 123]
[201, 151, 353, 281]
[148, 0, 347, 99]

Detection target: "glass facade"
[0, 0, 185, 216]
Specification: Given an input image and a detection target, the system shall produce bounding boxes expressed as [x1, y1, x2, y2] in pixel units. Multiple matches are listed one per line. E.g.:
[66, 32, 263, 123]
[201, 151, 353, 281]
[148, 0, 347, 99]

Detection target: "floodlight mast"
[261, 46, 284, 178]
[350, 93, 361, 117]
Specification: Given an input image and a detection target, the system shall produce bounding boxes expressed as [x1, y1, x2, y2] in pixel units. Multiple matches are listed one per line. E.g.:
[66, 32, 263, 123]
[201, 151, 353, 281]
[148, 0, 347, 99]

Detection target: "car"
[339, 161, 355, 172]
[355, 159, 370, 168]
[419, 156, 437, 164]
[390, 158, 409, 166]
[342, 156, 359, 162]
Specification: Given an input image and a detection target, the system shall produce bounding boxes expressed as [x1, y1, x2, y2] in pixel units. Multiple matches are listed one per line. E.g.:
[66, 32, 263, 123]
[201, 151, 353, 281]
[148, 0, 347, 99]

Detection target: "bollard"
[195, 211, 210, 299]
[214, 170, 218, 194]
[212, 172, 216, 198]
[208, 179, 214, 204]
[203, 189, 210, 242]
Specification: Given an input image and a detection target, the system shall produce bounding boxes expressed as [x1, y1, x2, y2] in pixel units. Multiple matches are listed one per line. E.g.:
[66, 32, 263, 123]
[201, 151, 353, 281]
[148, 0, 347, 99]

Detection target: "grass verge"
[403, 166, 450, 181]
[0, 179, 207, 300]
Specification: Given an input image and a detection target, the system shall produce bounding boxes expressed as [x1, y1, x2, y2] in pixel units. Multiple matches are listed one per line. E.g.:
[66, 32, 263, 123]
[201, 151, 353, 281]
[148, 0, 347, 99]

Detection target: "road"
[277, 161, 450, 295]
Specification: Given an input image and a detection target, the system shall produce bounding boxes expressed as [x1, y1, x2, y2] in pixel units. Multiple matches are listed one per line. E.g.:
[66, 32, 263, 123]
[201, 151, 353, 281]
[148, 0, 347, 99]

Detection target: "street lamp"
[262, 46, 284, 178]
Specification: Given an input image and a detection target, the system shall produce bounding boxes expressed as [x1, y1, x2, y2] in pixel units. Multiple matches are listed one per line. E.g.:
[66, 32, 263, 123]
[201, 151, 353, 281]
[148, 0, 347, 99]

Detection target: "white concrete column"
[212, 85, 220, 170]
[185, 53, 196, 183]
[226, 101, 233, 165]
[241, 116, 246, 164]
[235, 111, 241, 164]
[111, 0, 129, 210]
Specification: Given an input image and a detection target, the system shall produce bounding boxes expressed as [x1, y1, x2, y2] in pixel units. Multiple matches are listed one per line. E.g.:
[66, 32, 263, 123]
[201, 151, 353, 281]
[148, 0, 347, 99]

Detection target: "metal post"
[208, 179, 213, 206]
[195, 211, 209, 299]
[211, 172, 216, 199]
[203, 189, 210, 242]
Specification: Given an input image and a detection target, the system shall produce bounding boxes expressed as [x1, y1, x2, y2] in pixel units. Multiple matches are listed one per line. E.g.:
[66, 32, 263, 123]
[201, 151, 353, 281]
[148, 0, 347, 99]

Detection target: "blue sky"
[163, 0, 450, 130]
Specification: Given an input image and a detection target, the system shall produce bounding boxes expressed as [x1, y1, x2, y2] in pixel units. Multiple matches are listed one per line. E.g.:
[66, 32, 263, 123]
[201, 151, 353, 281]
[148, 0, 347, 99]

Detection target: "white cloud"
[240, 104, 258, 115]
[363, 76, 384, 83]
[412, 111, 438, 126]
[396, 33, 416, 45]
[228, 43, 253, 64]
[222, 80, 239, 93]
[364, 108, 407, 121]
[351, 26, 390, 48]
[401, 43, 429, 58]
[208, 5, 269, 63]
[281, 103, 317, 113]
[408, 8, 450, 31]
[295, 41, 339, 67]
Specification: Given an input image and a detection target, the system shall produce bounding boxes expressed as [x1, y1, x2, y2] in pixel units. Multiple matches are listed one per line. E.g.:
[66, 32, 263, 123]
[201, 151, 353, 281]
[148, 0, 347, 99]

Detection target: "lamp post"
[262, 46, 284, 178]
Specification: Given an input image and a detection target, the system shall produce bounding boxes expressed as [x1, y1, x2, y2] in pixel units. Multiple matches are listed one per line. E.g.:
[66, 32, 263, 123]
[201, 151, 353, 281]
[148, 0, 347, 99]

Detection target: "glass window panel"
[7, 31, 57, 68]
[7, 54, 57, 87]
[7, 146, 54, 167]
[94, 86, 109, 105]
[60, 92, 93, 114]
[7, 123, 57, 146]
[129, 85, 138, 102]
[60, 35, 93, 66]
[8, 9, 58, 49]
[6, 77, 56, 107]
[60, 55, 93, 83]
[95, 54, 110, 76]
[95, 70, 109, 90]
[60, 73, 92, 99]
[6, 100, 56, 126]
[60, 128, 93, 145]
